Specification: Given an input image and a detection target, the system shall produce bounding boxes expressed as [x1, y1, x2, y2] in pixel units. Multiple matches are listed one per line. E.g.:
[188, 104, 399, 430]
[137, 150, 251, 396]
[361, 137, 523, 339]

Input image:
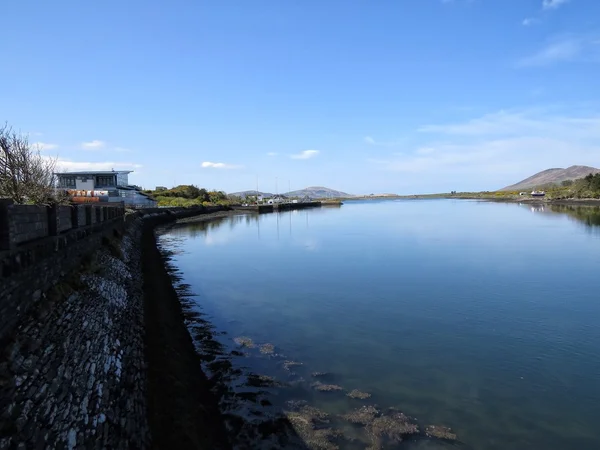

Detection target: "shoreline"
[352, 196, 600, 207]
[141, 210, 231, 449]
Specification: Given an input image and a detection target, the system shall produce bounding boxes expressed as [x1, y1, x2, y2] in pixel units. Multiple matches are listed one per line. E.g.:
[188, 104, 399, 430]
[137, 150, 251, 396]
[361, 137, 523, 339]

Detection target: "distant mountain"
[230, 186, 353, 199]
[500, 165, 600, 191]
[283, 186, 353, 199]
[229, 190, 274, 198]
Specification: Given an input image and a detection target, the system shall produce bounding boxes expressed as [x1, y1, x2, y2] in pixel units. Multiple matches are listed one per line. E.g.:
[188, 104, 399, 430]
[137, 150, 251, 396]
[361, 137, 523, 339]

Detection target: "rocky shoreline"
[141, 212, 231, 449]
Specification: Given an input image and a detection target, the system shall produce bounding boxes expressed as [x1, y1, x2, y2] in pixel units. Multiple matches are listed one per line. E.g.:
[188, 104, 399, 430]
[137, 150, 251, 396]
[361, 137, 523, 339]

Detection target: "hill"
[230, 190, 274, 198]
[500, 165, 600, 191]
[230, 186, 353, 199]
[283, 186, 353, 199]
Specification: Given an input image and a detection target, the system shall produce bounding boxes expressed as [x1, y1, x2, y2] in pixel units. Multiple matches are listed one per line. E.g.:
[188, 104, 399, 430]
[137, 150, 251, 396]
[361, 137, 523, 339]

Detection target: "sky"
[1, 0, 599, 195]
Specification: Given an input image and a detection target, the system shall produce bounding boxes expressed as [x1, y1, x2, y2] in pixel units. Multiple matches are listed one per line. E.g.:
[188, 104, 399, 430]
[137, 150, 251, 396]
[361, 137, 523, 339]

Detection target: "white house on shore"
[54, 170, 157, 207]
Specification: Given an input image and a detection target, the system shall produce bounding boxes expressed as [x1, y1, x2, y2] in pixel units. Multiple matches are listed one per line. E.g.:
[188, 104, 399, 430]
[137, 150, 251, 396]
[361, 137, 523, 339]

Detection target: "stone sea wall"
[0, 206, 232, 450]
[0, 215, 149, 449]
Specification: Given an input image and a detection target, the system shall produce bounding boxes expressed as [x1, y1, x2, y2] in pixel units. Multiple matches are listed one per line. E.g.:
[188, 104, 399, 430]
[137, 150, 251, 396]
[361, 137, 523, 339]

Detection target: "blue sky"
[1, 0, 599, 194]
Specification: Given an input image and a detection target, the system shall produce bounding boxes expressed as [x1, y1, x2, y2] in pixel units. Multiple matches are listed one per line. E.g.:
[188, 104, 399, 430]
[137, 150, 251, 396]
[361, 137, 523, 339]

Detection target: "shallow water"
[158, 200, 600, 449]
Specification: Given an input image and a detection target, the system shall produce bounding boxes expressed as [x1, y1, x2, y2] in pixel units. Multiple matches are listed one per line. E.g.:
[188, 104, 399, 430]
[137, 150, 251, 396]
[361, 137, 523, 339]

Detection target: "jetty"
[233, 201, 322, 214]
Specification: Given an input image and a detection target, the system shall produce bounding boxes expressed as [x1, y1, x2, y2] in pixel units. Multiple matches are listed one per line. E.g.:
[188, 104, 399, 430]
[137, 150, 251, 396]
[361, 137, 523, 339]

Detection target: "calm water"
[159, 200, 600, 449]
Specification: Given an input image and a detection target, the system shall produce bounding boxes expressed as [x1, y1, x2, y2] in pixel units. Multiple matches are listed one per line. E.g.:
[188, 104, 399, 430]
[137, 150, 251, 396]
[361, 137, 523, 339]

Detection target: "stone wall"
[0, 201, 126, 251]
[57, 206, 73, 233]
[3, 205, 49, 247]
[0, 205, 231, 449]
[0, 215, 149, 449]
[0, 207, 125, 343]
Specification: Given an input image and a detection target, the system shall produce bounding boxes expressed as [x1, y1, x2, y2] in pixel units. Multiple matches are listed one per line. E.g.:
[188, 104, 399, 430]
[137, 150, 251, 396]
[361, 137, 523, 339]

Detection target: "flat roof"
[54, 171, 133, 175]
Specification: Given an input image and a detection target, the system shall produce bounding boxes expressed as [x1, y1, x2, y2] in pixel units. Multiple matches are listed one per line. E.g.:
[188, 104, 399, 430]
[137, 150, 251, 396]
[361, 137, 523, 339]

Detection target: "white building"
[54, 170, 157, 207]
[266, 195, 287, 204]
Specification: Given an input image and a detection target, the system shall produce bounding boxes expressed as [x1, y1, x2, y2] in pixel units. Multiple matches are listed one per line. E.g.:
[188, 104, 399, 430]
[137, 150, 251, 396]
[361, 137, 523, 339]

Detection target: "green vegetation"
[399, 172, 600, 201]
[145, 185, 239, 207]
[521, 172, 600, 200]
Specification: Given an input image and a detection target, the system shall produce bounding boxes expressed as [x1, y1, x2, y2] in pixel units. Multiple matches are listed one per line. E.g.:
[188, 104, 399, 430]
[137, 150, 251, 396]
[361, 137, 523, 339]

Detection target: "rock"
[310, 371, 329, 378]
[246, 374, 284, 388]
[259, 343, 275, 355]
[233, 337, 255, 348]
[282, 360, 302, 371]
[284, 405, 343, 450]
[369, 412, 419, 441]
[341, 406, 379, 425]
[425, 425, 457, 441]
[346, 389, 371, 400]
[311, 381, 343, 392]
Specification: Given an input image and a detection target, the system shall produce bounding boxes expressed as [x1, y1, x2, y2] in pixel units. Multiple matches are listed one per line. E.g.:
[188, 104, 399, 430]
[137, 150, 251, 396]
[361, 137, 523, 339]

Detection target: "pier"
[233, 201, 322, 214]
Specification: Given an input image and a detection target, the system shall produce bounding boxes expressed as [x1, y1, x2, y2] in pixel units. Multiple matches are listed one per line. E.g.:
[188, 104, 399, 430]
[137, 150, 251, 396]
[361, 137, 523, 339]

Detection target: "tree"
[0, 124, 59, 204]
[185, 184, 201, 199]
[198, 188, 209, 202]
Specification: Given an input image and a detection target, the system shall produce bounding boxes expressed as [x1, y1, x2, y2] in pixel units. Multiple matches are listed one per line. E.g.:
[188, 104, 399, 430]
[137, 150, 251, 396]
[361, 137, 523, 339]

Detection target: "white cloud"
[267, 152, 278, 156]
[522, 18, 539, 26]
[419, 109, 600, 140]
[55, 159, 142, 172]
[518, 33, 600, 67]
[518, 36, 583, 66]
[31, 142, 59, 151]
[290, 150, 319, 160]
[371, 108, 600, 188]
[542, 0, 569, 10]
[364, 136, 404, 147]
[201, 161, 243, 169]
[81, 140, 106, 149]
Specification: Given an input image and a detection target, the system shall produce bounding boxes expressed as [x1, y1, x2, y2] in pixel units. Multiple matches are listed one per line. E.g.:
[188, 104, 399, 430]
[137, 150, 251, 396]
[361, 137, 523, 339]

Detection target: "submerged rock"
[246, 374, 285, 388]
[259, 343, 275, 354]
[283, 360, 303, 371]
[284, 404, 344, 450]
[341, 405, 379, 425]
[286, 399, 308, 410]
[370, 412, 419, 439]
[311, 371, 329, 378]
[346, 389, 371, 400]
[311, 381, 344, 392]
[234, 336, 255, 348]
[425, 425, 457, 441]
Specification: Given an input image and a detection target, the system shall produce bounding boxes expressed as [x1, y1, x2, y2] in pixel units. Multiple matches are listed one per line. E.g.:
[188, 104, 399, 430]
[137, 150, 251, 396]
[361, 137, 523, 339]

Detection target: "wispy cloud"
[81, 140, 106, 149]
[522, 18, 539, 26]
[290, 150, 319, 160]
[370, 108, 600, 189]
[267, 152, 278, 156]
[114, 147, 132, 153]
[31, 142, 59, 151]
[201, 161, 243, 169]
[55, 159, 142, 172]
[419, 109, 600, 139]
[364, 136, 404, 147]
[542, 0, 569, 10]
[517, 35, 600, 67]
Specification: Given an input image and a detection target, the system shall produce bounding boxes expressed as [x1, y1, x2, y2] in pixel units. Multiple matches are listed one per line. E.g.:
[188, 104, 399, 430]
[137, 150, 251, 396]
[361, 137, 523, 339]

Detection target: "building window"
[61, 176, 76, 188]
[96, 175, 115, 187]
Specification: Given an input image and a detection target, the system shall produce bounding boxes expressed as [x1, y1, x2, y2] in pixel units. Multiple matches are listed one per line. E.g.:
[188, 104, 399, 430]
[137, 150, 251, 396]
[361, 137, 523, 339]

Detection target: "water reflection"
[164, 213, 261, 239]
[549, 205, 600, 229]
[517, 203, 600, 233]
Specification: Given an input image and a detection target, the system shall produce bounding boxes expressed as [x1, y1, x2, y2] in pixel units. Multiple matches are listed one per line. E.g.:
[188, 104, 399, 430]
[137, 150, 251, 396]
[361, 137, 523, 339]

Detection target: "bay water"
[158, 200, 600, 449]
